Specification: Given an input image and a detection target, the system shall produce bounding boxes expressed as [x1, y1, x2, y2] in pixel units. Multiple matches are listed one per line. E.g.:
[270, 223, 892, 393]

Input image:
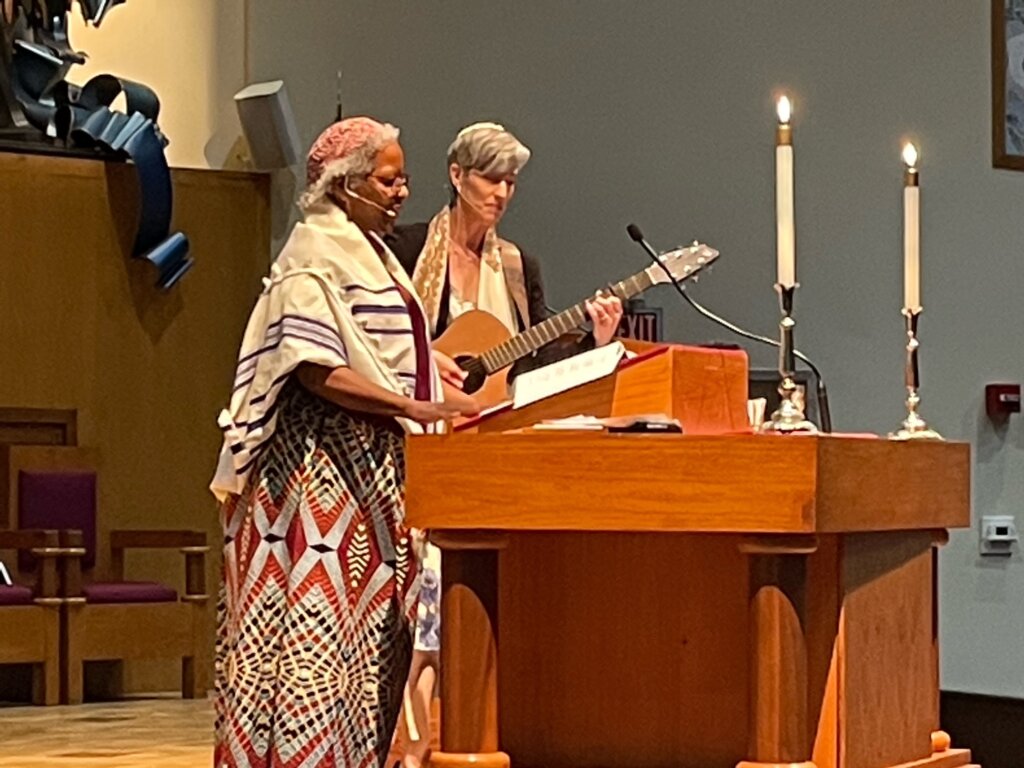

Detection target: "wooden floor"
[0, 696, 212, 767]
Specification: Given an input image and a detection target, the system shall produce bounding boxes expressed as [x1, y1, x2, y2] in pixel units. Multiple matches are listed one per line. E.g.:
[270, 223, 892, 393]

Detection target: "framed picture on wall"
[993, 0, 1024, 169]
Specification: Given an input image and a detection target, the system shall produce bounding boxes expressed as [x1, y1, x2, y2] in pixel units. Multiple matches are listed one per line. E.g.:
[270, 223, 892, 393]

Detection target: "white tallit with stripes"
[210, 202, 442, 501]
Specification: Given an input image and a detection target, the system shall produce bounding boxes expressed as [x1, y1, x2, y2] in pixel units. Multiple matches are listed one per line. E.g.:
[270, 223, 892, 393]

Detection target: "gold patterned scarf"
[412, 206, 520, 336]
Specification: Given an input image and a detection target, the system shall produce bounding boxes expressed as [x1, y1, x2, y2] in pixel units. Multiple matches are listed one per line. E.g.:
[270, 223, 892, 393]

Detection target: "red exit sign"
[616, 301, 662, 342]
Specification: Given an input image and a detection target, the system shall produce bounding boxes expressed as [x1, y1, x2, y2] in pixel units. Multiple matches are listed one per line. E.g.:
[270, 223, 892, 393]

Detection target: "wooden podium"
[405, 348, 975, 768]
[456, 343, 750, 435]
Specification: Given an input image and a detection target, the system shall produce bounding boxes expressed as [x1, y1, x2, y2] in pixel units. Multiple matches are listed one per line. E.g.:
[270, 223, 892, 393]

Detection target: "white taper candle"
[902, 142, 920, 312]
[776, 96, 796, 288]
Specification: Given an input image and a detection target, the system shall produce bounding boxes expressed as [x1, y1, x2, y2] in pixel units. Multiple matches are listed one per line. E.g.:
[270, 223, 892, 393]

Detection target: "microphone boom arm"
[627, 224, 832, 433]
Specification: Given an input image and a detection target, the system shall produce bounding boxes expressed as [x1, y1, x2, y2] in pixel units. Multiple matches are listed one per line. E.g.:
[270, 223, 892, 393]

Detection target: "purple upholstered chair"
[17, 469, 209, 704]
[0, 528, 62, 704]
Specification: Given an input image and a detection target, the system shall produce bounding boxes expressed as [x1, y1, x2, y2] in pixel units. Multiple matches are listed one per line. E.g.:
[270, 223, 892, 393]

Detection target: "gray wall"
[250, 0, 1024, 697]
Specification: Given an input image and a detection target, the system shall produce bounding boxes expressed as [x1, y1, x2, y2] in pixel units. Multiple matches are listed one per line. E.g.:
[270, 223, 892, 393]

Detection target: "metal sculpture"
[2, 1, 191, 289]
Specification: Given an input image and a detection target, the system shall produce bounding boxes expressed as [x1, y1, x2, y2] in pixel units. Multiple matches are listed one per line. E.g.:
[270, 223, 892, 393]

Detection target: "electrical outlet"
[980, 515, 1019, 556]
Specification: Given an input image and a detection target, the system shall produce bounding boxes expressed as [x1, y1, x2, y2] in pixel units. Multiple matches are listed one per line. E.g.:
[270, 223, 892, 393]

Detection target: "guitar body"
[433, 309, 515, 409]
[429, 242, 719, 412]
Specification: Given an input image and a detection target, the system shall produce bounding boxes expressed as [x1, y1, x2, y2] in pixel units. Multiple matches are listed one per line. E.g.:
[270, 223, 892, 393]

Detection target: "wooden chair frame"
[60, 528, 209, 704]
[0, 528, 63, 705]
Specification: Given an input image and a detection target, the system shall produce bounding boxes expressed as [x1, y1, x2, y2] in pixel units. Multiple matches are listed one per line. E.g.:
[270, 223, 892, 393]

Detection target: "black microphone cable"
[626, 223, 832, 433]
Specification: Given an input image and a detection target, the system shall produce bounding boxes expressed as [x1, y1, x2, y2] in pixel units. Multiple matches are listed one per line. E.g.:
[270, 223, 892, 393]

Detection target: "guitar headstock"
[644, 243, 719, 286]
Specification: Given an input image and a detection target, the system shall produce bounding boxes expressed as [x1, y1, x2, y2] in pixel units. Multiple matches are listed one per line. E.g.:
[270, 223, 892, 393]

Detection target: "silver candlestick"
[889, 308, 942, 441]
[760, 284, 818, 434]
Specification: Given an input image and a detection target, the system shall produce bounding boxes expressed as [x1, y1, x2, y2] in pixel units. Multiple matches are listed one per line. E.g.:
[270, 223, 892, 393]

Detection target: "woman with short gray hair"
[444, 121, 531, 204]
[388, 121, 622, 355]
[384, 121, 621, 768]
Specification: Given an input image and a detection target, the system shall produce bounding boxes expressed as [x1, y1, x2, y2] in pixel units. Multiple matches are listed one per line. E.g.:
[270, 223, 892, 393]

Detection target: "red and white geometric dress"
[214, 381, 420, 768]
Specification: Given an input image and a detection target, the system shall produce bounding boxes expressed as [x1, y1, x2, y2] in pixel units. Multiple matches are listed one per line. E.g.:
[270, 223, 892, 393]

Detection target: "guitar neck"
[481, 268, 655, 373]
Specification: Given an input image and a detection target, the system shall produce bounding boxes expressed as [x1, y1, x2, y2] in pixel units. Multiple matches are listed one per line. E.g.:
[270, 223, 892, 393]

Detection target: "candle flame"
[776, 95, 792, 125]
[902, 142, 918, 169]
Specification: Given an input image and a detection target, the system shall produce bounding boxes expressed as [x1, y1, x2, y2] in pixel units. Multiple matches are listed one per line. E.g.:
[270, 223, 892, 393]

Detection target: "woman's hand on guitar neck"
[431, 350, 468, 388]
[585, 293, 624, 347]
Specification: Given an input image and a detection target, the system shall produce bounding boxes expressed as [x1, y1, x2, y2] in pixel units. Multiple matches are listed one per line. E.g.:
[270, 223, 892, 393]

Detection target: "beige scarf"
[412, 207, 527, 335]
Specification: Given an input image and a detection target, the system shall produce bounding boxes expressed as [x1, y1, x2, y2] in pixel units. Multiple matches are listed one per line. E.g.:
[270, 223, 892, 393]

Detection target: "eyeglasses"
[369, 173, 410, 191]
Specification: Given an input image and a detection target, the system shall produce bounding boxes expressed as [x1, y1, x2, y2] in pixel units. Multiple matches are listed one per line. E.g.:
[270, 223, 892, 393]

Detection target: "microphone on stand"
[625, 223, 832, 433]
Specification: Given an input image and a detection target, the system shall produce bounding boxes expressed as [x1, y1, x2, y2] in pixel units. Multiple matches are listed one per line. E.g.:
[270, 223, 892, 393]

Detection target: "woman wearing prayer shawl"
[210, 116, 476, 768]
[385, 122, 623, 768]
[386, 121, 623, 365]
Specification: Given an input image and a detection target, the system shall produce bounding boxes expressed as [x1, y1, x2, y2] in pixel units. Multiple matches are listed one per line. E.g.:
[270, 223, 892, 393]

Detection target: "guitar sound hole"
[456, 356, 487, 394]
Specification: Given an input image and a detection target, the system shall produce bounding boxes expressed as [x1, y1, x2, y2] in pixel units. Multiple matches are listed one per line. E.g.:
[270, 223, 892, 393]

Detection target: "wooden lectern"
[457, 343, 750, 434]
[405, 346, 976, 768]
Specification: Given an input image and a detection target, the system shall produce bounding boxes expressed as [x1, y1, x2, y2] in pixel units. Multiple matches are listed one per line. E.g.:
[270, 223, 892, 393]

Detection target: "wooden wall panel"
[0, 152, 270, 693]
[0, 408, 77, 448]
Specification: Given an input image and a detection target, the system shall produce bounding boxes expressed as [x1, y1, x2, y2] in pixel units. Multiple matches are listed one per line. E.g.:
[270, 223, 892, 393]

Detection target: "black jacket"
[385, 222, 594, 374]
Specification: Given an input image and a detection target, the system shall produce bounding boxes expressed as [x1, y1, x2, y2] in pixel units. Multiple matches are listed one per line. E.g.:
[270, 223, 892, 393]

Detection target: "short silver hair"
[447, 122, 531, 179]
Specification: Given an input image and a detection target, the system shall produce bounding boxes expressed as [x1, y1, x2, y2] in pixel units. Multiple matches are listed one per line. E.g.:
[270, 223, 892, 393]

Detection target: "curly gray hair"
[300, 117, 400, 210]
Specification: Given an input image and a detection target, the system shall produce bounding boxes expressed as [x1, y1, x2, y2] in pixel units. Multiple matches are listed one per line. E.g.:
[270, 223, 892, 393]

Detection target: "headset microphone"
[342, 176, 397, 219]
[454, 184, 493, 219]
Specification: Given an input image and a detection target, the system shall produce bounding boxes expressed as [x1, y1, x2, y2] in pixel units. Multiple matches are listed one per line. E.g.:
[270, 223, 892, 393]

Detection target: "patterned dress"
[214, 381, 420, 768]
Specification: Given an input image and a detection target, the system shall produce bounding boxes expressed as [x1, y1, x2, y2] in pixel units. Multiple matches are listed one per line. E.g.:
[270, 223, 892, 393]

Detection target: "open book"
[532, 413, 683, 433]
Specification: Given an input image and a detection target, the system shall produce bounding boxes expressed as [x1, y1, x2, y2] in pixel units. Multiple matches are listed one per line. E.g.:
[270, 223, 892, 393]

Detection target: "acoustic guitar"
[433, 242, 719, 409]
